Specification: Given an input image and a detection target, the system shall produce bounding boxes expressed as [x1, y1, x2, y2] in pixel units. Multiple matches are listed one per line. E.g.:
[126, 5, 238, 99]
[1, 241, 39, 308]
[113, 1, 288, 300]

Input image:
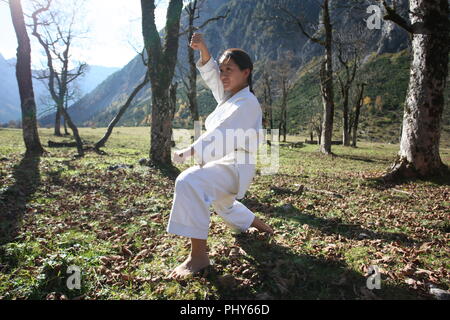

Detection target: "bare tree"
[278, 66, 294, 143]
[279, 0, 335, 154]
[37, 74, 83, 135]
[179, 0, 229, 124]
[268, 52, 295, 143]
[309, 112, 323, 146]
[141, 0, 183, 166]
[262, 69, 274, 131]
[9, 0, 45, 156]
[379, 0, 449, 180]
[62, 83, 82, 135]
[350, 82, 366, 148]
[30, 0, 86, 156]
[334, 29, 364, 146]
[253, 64, 274, 146]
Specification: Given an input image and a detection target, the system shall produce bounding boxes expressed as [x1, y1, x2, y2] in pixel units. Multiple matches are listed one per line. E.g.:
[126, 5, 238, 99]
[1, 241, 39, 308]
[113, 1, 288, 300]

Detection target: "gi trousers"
[166, 161, 255, 240]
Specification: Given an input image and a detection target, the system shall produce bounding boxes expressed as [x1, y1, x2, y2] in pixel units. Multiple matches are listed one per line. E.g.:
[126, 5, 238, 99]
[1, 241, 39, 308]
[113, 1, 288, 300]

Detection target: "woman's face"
[219, 57, 250, 94]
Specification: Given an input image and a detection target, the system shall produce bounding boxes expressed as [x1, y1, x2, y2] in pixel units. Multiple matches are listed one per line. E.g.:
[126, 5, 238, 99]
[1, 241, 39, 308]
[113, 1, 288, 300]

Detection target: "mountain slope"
[0, 54, 46, 123]
[0, 52, 119, 124]
[0, 54, 19, 120]
[79, 65, 120, 97]
[43, 0, 413, 129]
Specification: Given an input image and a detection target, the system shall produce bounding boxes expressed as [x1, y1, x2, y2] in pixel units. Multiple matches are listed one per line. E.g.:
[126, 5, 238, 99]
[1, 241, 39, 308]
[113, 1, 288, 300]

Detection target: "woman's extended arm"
[173, 146, 194, 164]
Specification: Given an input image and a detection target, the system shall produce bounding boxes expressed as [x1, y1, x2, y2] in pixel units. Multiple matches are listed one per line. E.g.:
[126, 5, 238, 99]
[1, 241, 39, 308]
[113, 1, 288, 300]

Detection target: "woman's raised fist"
[190, 32, 206, 51]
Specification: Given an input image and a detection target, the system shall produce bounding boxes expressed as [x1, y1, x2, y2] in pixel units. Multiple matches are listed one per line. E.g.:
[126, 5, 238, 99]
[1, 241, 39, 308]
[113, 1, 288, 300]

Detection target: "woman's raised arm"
[190, 33, 211, 65]
[190, 33, 224, 103]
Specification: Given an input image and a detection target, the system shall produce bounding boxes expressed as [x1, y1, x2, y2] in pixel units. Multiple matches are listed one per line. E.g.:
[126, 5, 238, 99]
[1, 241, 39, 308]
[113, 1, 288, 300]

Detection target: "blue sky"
[0, 0, 168, 68]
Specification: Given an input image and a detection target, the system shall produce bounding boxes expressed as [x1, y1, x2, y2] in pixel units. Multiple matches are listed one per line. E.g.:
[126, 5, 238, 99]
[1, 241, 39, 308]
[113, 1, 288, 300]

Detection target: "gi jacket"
[190, 57, 263, 199]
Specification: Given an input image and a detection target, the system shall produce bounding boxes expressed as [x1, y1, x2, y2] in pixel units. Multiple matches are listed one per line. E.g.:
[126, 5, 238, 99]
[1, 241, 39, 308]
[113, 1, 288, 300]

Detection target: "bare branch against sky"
[0, 0, 169, 68]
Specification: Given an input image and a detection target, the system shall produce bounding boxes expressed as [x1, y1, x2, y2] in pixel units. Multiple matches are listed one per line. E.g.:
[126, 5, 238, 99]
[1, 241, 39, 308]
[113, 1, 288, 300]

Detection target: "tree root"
[382, 156, 449, 182]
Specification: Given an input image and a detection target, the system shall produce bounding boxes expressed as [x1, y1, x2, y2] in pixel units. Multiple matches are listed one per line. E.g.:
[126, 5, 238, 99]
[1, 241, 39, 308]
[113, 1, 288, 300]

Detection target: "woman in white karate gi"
[167, 33, 273, 279]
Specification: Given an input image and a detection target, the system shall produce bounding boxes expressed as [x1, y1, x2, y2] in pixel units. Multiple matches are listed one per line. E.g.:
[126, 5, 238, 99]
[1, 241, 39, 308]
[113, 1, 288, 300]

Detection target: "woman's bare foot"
[168, 254, 210, 279]
[250, 216, 274, 234]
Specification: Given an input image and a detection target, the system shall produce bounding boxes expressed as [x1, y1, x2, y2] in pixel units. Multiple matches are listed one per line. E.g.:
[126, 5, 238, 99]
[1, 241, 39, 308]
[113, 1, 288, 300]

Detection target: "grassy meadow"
[0, 127, 449, 300]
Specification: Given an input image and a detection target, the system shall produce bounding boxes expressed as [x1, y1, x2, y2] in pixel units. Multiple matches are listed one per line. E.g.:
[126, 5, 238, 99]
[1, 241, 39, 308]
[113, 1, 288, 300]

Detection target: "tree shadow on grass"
[0, 154, 41, 277]
[141, 160, 181, 181]
[0, 154, 41, 246]
[204, 231, 422, 300]
[336, 154, 378, 163]
[288, 207, 417, 245]
[241, 197, 279, 216]
[363, 172, 450, 189]
[243, 198, 418, 245]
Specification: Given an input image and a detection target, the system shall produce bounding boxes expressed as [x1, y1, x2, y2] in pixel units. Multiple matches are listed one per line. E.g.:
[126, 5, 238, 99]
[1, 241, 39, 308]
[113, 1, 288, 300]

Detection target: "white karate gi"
[166, 56, 263, 240]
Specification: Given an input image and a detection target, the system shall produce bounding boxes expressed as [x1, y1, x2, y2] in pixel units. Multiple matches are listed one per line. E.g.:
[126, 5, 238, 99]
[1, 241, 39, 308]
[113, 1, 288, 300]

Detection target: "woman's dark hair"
[219, 48, 254, 94]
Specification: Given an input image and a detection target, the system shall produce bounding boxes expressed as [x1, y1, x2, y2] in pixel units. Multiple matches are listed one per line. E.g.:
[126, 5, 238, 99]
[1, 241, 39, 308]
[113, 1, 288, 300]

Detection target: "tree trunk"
[95, 73, 150, 150]
[54, 107, 62, 136]
[281, 77, 288, 142]
[319, 0, 334, 155]
[63, 110, 69, 135]
[187, 48, 199, 122]
[342, 89, 350, 146]
[57, 46, 84, 156]
[63, 92, 70, 135]
[278, 121, 281, 142]
[9, 0, 44, 156]
[59, 105, 84, 156]
[54, 93, 83, 157]
[187, 3, 199, 123]
[169, 82, 178, 134]
[384, 0, 449, 180]
[141, 0, 183, 166]
[352, 83, 365, 148]
[263, 72, 273, 132]
[316, 128, 322, 145]
[63, 119, 69, 135]
[150, 85, 177, 164]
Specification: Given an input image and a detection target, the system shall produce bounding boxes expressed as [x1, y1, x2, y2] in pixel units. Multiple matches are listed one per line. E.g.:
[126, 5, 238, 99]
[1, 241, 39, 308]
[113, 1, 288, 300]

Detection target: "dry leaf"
[121, 246, 133, 257]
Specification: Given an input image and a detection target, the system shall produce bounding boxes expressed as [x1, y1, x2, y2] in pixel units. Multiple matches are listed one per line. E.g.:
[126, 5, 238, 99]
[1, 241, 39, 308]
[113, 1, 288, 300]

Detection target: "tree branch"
[178, 8, 230, 37]
[380, 0, 413, 33]
[141, 0, 163, 79]
[277, 5, 326, 46]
